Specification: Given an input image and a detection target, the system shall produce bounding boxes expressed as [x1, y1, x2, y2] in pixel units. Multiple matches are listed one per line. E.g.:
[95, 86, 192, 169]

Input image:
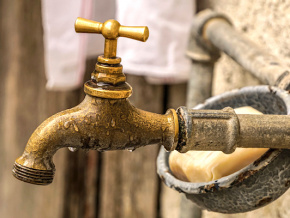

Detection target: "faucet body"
[13, 94, 178, 184]
[12, 18, 178, 185]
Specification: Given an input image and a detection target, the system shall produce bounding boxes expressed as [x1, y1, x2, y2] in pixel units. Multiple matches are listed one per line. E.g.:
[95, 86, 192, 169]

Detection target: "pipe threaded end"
[12, 162, 54, 185]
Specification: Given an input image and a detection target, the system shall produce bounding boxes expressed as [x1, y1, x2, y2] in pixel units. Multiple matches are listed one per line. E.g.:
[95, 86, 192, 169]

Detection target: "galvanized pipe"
[186, 62, 214, 108]
[186, 24, 219, 108]
[177, 107, 290, 153]
[179, 22, 219, 218]
[194, 10, 290, 90]
[238, 114, 290, 149]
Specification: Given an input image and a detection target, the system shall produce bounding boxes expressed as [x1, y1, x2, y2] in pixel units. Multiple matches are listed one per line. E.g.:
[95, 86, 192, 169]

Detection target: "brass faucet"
[12, 18, 290, 186]
[12, 18, 179, 185]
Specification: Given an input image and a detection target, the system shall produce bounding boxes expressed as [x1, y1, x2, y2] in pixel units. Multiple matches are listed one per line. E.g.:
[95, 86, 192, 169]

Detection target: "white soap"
[169, 106, 268, 183]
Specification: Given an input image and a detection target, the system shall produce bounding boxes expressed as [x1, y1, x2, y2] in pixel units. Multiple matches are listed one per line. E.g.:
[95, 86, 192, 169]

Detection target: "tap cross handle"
[75, 18, 149, 59]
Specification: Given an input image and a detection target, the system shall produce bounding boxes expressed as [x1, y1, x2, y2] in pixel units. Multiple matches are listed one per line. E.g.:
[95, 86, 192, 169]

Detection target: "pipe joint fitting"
[188, 9, 231, 63]
[191, 9, 232, 41]
[176, 106, 239, 154]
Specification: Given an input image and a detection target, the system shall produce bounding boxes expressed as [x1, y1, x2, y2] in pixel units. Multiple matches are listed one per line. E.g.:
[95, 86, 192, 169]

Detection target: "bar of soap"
[169, 106, 269, 183]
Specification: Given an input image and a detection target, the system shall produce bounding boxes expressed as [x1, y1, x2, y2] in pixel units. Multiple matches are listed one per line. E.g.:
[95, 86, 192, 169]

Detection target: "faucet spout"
[13, 94, 178, 185]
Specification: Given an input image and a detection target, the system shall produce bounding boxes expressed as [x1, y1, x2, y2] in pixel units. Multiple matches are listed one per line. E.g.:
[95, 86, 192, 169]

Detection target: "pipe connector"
[191, 9, 232, 46]
[176, 104, 290, 153]
[176, 106, 239, 154]
[187, 10, 230, 63]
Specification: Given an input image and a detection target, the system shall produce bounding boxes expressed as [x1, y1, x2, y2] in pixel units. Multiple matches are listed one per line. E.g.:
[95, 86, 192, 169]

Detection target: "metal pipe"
[179, 21, 220, 218]
[238, 114, 290, 149]
[187, 63, 214, 108]
[186, 23, 219, 108]
[176, 107, 290, 153]
[193, 10, 290, 90]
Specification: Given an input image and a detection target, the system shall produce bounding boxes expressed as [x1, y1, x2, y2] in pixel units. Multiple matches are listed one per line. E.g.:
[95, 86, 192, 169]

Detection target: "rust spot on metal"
[253, 149, 275, 167]
[268, 85, 277, 94]
[255, 197, 272, 207]
[201, 182, 220, 193]
[176, 107, 188, 151]
[231, 170, 257, 186]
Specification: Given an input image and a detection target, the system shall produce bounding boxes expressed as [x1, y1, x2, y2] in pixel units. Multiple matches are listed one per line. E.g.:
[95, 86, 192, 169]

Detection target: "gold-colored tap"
[75, 18, 149, 98]
[12, 18, 179, 185]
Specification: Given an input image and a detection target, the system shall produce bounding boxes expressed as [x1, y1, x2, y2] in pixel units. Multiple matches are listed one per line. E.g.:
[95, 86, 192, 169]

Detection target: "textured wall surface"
[198, 0, 290, 217]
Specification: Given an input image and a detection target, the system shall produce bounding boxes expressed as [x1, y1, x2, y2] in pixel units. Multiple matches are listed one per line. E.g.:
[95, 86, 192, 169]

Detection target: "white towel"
[116, 0, 194, 84]
[42, 0, 194, 90]
[42, 0, 92, 91]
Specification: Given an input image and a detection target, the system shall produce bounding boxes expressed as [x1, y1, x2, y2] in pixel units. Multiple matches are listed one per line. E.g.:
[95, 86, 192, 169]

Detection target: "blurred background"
[0, 0, 289, 218]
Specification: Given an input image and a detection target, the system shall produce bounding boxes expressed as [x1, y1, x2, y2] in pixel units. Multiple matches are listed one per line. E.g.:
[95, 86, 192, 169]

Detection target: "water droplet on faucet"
[68, 147, 78, 152]
[97, 148, 105, 153]
[127, 147, 136, 152]
[84, 117, 90, 123]
[74, 123, 79, 132]
[111, 119, 116, 127]
[64, 121, 70, 129]
[109, 100, 117, 105]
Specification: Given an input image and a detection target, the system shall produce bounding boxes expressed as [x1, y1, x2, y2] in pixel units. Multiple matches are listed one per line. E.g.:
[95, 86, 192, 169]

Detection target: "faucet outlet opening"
[12, 162, 54, 185]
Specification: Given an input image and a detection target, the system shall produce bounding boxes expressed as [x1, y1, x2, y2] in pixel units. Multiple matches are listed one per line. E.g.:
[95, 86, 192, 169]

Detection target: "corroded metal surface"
[13, 95, 178, 185]
[176, 107, 239, 154]
[238, 113, 290, 149]
[177, 107, 290, 153]
[157, 86, 290, 213]
[192, 9, 290, 90]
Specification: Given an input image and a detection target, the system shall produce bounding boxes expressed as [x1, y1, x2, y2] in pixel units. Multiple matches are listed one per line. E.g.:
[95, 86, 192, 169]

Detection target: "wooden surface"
[0, 1, 75, 217]
[0, 1, 189, 218]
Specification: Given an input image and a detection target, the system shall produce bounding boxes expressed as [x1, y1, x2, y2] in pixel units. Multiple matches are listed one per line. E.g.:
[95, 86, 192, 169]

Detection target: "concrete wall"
[199, 0, 290, 217]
